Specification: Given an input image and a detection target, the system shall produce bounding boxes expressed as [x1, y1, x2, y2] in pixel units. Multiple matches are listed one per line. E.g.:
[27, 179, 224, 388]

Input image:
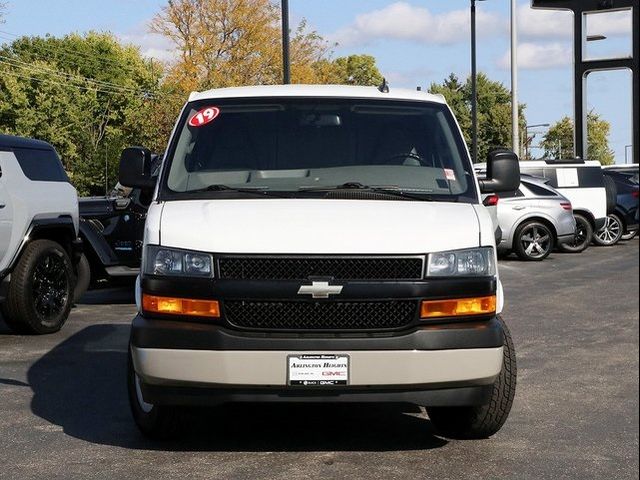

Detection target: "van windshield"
[161, 98, 477, 202]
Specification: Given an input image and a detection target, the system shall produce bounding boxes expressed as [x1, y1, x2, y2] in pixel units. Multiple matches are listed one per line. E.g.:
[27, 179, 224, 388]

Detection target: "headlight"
[426, 247, 495, 277]
[144, 245, 213, 277]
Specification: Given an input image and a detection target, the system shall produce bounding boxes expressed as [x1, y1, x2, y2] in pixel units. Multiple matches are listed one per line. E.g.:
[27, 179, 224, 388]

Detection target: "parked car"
[594, 169, 639, 246]
[517, 159, 615, 253]
[77, 155, 161, 294]
[121, 85, 520, 440]
[0, 134, 82, 334]
[492, 176, 576, 261]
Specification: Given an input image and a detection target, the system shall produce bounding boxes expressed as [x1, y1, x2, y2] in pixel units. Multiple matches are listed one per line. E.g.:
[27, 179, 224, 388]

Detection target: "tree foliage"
[0, 32, 162, 194]
[429, 73, 526, 162]
[541, 113, 615, 165]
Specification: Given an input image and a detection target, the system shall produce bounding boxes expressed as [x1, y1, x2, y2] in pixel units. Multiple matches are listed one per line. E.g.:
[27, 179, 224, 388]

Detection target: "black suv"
[76, 155, 160, 295]
[594, 168, 639, 245]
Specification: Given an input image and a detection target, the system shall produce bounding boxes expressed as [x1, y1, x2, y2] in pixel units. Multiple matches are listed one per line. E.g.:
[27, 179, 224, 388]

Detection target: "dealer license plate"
[287, 354, 349, 386]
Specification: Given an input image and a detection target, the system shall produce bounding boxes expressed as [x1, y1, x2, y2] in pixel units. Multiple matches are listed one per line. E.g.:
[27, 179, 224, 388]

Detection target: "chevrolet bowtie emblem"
[297, 281, 343, 299]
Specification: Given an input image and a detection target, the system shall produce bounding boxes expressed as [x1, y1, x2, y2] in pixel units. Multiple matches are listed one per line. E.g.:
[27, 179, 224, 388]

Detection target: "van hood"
[159, 199, 480, 254]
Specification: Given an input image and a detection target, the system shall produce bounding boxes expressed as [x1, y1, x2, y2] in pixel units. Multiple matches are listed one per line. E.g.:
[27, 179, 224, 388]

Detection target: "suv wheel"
[620, 229, 638, 241]
[427, 315, 517, 439]
[593, 213, 623, 246]
[127, 349, 183, 439]
[559, 214, 592, 253]
[1, 240, 74, 334]
[513, 221, 554, 261]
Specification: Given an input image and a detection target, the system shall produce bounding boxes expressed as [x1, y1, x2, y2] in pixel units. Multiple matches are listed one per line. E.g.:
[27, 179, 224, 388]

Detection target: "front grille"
[224, 300, 418, 331]
[218, 257, 423, 280]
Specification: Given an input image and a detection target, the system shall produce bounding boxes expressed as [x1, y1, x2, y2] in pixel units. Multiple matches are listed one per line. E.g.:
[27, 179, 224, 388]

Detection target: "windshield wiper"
[299, 182, 436, 201]
[188, 184, 286, 197]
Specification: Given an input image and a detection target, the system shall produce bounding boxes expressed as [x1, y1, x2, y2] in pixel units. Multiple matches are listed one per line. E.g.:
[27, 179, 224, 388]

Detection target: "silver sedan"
[491, 176, 577, 261]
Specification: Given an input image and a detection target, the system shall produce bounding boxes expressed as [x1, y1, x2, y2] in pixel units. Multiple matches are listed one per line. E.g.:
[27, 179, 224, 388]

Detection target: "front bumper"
[130, 314, 504, 407]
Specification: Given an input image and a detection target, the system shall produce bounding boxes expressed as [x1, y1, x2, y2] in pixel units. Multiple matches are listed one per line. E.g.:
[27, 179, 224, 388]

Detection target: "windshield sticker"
[188, 106, 220, 127]
[444, 168, 456, 181]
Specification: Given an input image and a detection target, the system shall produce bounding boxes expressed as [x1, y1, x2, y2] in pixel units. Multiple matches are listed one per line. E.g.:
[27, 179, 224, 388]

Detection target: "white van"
[119, 85, 520, 440]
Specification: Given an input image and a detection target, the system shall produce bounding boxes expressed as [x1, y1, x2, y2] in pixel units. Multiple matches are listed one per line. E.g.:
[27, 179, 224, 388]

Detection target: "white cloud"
[498, 42, 572, 70]
[519, 5, 632, 40]
[586, 10, 632, 38]
[329, 2, 504, 47]
[518, 5, 573, 39]
[118, 28, 177, 63]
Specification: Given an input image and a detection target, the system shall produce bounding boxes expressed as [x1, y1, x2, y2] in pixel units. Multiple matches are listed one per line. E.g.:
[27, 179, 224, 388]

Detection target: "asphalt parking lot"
[1, 240, 638, 480]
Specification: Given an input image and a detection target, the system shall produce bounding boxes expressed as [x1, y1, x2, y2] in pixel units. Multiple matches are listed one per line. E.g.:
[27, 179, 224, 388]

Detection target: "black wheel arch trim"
[1, 216, 81, 277]
[78, 217, 121, 267]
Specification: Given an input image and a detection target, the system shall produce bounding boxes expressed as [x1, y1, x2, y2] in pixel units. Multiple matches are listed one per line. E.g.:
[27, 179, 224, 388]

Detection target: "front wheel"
[558, 214, 592, 253]
[1, 240, 74, 334]
[127, 349, 183, 439]
[593, 213, 623, 246]
[427, 315, 517, 439]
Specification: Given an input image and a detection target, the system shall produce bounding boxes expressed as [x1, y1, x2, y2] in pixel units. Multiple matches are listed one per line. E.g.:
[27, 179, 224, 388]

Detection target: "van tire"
[427, 315, 517, 439]
[127, 349, 183, 439]
[1, 240, 74, 335]
[559, 213, 592, 253]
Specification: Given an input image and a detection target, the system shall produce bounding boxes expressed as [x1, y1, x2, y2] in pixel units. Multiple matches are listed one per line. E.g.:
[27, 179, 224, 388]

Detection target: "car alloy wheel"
[594, 214, 623, 246]
[32, 252, 70, 326]
[519, 224, 552, 260]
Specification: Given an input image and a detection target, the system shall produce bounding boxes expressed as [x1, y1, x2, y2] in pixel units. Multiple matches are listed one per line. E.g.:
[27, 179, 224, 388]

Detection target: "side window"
[522, 181, 557, 197]
[577, 167, 604, 188]
[497, 189, 524, 199]
[13, 147, 68, 182]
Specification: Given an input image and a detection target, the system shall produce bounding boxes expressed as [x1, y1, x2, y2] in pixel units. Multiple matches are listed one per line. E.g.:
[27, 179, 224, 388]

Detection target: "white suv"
[0, 134, 81, 334]
[120, 85, 520, 440]
[518, 159, 612, 252]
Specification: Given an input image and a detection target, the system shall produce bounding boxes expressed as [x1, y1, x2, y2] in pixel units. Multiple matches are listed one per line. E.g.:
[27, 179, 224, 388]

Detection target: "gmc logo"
[322, 371, 346, 377]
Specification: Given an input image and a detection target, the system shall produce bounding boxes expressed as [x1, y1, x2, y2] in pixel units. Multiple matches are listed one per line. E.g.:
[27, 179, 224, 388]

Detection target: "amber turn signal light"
[142, 294, 220, 318]
[420, 295, 496, 319]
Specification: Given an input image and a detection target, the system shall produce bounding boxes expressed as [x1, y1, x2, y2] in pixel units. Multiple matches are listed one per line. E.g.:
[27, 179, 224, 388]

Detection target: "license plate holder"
[287, 354, 350, 386]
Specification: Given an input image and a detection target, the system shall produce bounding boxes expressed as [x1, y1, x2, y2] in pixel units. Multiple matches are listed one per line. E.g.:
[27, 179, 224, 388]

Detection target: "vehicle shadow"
[27, 324, 448, 452]
[77, 284, 136, 305]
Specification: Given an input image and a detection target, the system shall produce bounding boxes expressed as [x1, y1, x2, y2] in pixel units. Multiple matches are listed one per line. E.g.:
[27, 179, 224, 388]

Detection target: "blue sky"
[1, 0, 634, 163]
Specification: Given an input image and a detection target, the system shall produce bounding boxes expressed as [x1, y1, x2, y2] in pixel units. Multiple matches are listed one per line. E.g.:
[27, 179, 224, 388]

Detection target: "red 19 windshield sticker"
[188, 106, 220, 127]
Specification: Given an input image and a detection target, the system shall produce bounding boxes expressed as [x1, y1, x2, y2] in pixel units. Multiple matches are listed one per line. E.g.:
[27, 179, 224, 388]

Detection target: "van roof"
[188, 84, 447, 104]
[0, 133, 54, 151]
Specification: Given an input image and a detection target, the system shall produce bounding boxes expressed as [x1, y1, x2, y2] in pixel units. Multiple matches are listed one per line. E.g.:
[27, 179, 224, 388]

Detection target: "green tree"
[331, 54, 383, 86]
[429, 72, 526, 162]
[541, 112, 615, 165]
[0, 32, 163, 194]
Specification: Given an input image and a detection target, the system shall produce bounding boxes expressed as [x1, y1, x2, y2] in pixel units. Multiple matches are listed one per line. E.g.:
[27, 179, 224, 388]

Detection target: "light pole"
[281, 0, 291, 84]
[470, 0, 486, 163]
[510, 0, 519, 158]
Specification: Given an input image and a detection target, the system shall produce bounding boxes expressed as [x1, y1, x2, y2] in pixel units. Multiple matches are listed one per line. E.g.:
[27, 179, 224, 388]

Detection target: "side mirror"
[119, 147, 156, 190]
[479, 148, 520, 193]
